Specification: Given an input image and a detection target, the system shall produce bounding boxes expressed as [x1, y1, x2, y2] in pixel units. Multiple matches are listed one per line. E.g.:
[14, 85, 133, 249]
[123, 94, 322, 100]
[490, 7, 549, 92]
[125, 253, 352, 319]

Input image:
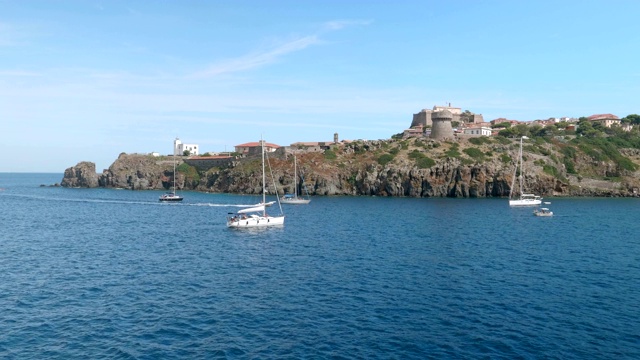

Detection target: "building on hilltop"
[234, 141, 281, 156]
[174, 137, 199, 156]
[462, 126, 492, 137]
[410, 104, 482, 135]
[587, 114, 620, 128]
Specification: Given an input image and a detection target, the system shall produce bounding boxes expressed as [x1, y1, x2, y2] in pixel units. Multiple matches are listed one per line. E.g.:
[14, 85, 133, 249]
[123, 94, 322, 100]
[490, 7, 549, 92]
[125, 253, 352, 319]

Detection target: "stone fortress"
[405, 103, 487, 139]
[411, 104, 484, 128]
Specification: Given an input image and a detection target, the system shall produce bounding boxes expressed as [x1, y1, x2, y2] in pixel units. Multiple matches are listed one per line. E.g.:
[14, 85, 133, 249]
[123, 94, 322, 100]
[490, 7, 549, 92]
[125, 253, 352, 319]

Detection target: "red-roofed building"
[587, 114, 620, 128]
[234, 141, 281, 155]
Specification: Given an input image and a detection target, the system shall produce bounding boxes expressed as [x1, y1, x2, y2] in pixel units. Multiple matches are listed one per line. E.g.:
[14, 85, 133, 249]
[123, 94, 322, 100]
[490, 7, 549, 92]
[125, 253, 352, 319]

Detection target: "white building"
[174, 137, 199, 156]
[463, 127, 492, 136]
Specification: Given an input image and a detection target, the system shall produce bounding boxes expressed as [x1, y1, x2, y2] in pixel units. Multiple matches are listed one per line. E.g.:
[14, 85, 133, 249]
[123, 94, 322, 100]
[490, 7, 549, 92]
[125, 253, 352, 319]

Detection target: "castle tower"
[430, 110, 454, 140]
[334, 133, 339, 143]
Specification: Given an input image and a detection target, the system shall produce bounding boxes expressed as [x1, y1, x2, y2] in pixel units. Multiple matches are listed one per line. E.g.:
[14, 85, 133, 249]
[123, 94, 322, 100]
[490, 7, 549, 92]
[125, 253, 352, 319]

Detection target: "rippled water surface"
[1, 173, 639, 359]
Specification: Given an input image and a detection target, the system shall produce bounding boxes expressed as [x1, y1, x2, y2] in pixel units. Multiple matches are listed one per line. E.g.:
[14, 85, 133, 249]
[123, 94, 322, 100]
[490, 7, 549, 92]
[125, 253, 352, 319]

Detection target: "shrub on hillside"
[377, 154, 394, 166]
[463, 147, 485, 161]
[416, 157, 436, 169]
[324, 149, 337, 160]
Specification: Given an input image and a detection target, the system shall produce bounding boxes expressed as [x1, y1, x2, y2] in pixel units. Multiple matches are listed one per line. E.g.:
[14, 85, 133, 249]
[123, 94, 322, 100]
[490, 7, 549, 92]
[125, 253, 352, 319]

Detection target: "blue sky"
[2, 0, 639, 172]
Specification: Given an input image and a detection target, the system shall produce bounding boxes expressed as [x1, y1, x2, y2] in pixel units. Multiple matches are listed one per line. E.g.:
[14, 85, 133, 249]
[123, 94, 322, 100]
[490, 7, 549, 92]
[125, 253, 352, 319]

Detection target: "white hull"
[227, 215, 285, 228]
[509, 198, 542, 206]
[281, 197, 311, 205]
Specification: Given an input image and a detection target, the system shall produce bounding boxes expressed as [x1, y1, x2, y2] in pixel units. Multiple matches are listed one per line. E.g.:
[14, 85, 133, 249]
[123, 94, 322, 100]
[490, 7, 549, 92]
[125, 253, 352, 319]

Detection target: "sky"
[2, 0, 639, 172]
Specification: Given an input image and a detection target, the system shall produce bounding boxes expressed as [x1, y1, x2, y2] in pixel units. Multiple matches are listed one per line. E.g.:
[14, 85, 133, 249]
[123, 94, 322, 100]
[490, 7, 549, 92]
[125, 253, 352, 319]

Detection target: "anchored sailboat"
[509, 136, 541, 206]
[281, 153, 311, 205]
[226, 137, 285, 227]
[159, 139, 183, 202]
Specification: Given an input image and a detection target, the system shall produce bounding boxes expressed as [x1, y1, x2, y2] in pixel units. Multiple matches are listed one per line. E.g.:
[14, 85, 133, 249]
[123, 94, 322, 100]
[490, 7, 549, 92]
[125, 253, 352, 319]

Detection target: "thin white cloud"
[192, 19, 371, 78]
[193, 35, 320, 78]
[322, 19, 373, 32]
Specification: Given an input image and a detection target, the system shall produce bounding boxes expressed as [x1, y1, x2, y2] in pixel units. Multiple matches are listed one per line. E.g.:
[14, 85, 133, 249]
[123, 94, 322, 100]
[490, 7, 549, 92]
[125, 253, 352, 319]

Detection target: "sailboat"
[509, 135, 541, 206]
[281, 153, 311, 205]
[159, 141, 183, 202]
[226, 138, 285, 227]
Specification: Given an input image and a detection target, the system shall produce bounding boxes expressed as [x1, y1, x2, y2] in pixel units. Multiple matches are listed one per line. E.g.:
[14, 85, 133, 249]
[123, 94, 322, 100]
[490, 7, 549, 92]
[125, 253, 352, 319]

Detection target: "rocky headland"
[61, 137, 640, 198]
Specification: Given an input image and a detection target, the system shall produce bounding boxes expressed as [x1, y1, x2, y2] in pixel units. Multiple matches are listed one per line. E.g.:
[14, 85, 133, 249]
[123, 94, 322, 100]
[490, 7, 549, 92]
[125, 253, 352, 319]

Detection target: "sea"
[1, 173, 639, 359]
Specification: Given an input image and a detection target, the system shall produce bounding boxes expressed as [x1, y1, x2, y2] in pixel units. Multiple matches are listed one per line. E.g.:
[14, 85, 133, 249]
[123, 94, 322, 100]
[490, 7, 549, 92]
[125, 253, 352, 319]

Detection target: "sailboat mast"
[294, 154, 298, 198]
[519, 137, 524, 196]
[173, 148, 176, 196]
[262, 138, 266, 216]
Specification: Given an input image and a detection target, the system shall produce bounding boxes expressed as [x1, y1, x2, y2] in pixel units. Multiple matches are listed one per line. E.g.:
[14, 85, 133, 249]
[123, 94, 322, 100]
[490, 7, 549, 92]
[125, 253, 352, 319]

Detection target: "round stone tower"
[430, 110, 454, 140]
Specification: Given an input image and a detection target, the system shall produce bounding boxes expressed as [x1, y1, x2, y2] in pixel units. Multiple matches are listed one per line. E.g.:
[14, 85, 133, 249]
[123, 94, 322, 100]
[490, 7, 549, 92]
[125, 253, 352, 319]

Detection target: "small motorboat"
[533, 208, 553, 217]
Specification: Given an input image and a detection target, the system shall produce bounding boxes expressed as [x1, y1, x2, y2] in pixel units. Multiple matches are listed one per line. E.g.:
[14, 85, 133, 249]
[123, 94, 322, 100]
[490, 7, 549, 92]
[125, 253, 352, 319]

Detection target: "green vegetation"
[469, 137, 492, 145]
[543, 164, 560, 178]
[377, 153, 394, 166]
[445, 143, 461, 158]
[494, 136, 512, 145]
[324, 149, 337, 160]
[463, 147, 486, 161]
[573, 137, 638, 171]
[416, 157, 436, 169]
[408, 150, 436, 169]
[177, 163, 200, 183]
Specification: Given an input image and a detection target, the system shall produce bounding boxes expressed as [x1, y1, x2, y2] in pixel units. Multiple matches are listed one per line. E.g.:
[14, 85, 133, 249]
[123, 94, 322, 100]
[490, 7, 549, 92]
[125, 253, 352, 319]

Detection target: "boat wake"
[2, 193, 252, 208]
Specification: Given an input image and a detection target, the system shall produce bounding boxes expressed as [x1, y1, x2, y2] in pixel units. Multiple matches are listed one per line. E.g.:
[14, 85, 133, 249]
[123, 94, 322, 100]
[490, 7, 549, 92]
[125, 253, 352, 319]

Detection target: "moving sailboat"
[227, 138, 285, 227]
[281, 153, 311, 205]
[509, 136, 541, 206]
[159, 141, 183, 202]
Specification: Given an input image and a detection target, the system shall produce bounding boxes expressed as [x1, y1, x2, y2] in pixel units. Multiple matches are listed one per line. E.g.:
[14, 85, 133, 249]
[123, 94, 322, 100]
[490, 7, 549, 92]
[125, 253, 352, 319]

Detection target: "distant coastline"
[58, 133, 640, 198]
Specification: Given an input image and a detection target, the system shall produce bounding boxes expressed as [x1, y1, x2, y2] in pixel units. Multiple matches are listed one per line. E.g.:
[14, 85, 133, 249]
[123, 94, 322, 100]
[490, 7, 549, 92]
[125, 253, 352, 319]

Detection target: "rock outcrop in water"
[61, 161, 99, 188]
[61, 137, 640, 198]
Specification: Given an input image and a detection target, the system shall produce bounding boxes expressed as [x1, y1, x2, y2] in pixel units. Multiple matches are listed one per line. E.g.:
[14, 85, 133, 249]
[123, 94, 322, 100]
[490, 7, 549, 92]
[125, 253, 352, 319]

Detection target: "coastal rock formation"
[97, 152, 174, 190]
[61, 161, 99, 188]
[60, 137, 640, 198]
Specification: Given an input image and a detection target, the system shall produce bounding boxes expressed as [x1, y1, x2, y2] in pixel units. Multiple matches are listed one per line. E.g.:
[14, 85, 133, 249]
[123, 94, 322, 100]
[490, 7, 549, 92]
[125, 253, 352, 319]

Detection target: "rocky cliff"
[61, 161, 99, 188]
[61, 137, 640, 198]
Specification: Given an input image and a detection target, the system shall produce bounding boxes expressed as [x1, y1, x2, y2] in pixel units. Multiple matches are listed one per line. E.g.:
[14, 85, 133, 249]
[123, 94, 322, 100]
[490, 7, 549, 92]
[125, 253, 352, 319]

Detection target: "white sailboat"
[227, 138, 285, 227]
[159, 141, 183, 202]
[509, 136, 541, 206]
[281, 153, 311, 205]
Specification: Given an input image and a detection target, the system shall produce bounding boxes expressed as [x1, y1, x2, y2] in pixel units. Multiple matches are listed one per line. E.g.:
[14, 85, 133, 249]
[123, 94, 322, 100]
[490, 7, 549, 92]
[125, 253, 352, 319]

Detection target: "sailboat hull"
[227, 215, 285, 228]
[509, 198, 541, 206]
[159, 194, 183, 202]
[281, 197, 311, 205]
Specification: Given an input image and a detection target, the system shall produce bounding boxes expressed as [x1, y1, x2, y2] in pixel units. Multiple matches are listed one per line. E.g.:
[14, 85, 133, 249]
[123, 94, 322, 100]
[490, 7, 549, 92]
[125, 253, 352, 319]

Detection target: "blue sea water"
[0, 173, 639, 359]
